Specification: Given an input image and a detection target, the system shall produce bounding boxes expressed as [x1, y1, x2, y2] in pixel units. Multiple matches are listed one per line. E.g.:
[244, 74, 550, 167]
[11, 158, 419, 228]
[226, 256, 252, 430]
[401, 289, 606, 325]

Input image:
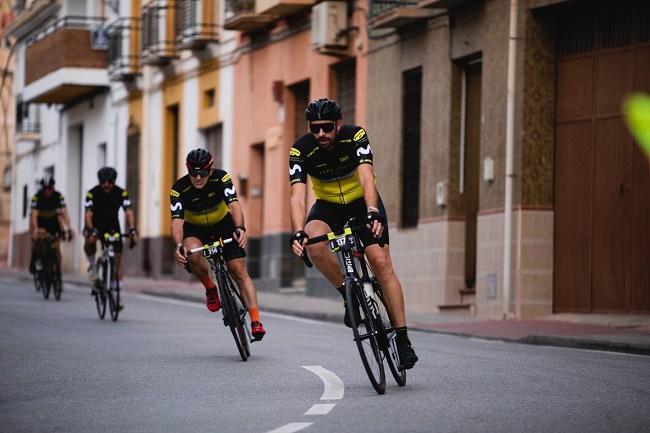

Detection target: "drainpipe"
[503, 0, 520, 319]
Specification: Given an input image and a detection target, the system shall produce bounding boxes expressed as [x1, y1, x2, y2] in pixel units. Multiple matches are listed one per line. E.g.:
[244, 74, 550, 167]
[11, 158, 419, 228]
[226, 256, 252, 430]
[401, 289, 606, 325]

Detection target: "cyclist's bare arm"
[357, 164, 383, 237]
[171, 217, 187, 266]
[289, 183, 308, 256]
[227, 201, 248, 249]
[85, 209, 94, 234]
[29, 209, 39, 240]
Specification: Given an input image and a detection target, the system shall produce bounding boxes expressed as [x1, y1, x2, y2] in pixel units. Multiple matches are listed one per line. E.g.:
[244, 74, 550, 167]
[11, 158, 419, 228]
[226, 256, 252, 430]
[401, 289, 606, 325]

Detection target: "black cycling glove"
[290, 230, 309, 247]
[366, 210, 385, 226]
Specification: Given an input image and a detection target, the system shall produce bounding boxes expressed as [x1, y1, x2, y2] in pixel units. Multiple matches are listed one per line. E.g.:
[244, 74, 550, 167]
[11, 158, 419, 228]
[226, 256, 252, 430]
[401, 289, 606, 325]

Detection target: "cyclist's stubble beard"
[317, 129, 337, 151]
[101, 184, 114, 194]
[190, 175, 208, 189]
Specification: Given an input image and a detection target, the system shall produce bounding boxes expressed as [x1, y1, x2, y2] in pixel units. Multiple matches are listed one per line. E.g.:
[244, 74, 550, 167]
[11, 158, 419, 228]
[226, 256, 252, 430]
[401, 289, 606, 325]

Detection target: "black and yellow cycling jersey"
[85, 185, 132, 233]
[31, 189, 66, 234]
[289, 125, 373, 205]
[170, 169, 238, 226]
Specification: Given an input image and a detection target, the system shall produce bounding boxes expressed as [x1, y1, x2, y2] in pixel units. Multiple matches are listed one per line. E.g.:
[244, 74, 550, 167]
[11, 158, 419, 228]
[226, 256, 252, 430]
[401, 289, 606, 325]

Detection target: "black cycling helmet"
[97, 166, 117, 183]
[185, 148, 213, 171]
[40, 175, 55, 188]
[305, 98, 342, 122]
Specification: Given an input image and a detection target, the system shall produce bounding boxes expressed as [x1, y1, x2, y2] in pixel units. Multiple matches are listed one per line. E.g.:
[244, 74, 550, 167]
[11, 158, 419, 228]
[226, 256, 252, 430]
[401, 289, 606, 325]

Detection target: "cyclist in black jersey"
[171, 149, 265, 341]
[289, 98, 418, 369]
[29, 176, 73, 275]
[83, 167, 138, 300]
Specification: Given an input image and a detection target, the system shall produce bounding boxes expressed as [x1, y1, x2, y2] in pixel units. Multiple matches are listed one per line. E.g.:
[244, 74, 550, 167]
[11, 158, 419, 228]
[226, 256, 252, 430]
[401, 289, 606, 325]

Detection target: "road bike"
[187, 238, 252, 361]
[32, 233, 63, 301]
[302, 223, 406, 395]
[93, 232, 135, 321]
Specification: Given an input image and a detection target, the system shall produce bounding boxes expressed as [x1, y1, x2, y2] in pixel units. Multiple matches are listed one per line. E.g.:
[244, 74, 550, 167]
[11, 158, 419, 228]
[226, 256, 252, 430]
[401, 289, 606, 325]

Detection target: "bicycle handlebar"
[186, 237, 234, 256]
[299, 224, 385, 268]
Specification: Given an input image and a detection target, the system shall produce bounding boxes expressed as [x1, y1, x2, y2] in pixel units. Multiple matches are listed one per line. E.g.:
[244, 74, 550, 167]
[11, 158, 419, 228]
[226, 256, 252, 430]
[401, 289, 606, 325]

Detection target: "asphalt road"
[1, 275, 649, 433]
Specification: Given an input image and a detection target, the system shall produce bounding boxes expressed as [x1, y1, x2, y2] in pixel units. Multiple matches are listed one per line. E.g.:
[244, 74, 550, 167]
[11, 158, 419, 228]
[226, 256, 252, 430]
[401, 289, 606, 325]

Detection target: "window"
[334, 60, 356, 123]
[203, 124, 223, 168]
[204, 89, 216, 108]
[22, 184, 28, 218]
[401, 67, 422, 228]
[98, 143, 107, 167]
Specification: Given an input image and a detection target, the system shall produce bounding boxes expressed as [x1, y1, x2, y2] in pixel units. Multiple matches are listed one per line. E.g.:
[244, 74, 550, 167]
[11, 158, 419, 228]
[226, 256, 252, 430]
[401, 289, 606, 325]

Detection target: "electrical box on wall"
[311, 1, 348, 54]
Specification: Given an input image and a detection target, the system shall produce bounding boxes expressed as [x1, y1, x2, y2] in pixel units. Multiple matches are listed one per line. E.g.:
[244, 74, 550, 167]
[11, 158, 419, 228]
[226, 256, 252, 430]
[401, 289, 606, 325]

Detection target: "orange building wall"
[231, 27, 367, 237]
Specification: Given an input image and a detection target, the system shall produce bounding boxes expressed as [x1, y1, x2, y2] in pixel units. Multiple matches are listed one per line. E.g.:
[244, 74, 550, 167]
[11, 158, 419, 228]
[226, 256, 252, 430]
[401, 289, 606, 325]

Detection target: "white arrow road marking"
[265, 422, 313, 433]
[302, 365, 344, 400]
[304, 403, 336, 416]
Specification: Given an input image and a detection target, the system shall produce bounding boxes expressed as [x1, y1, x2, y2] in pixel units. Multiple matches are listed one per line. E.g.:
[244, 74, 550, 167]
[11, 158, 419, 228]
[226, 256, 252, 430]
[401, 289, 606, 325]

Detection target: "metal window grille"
[401, 67, 422, 228]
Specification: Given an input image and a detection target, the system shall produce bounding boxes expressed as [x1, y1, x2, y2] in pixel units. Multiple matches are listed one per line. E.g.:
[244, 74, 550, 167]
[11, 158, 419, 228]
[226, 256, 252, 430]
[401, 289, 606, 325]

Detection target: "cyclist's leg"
[226, 257, 265, 339]
[183, 224, 221, 311]
[365, 245, 405, 327]
[304, 219, 344, 287]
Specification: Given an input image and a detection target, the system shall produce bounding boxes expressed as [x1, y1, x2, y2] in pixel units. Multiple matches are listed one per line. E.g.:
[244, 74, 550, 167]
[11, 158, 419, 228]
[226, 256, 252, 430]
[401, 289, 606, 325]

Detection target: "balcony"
[107, 18, 140, 81]
[369, 0, 439, 28]
[256, 0, 315, 16]
[15, 122, 41, 140]
[175, 0, 219, 50]
[417, 0, 474, 9]
[141, 0, 176, 66]
[223, 0, 275, 33]
[23, 16, 109, 104]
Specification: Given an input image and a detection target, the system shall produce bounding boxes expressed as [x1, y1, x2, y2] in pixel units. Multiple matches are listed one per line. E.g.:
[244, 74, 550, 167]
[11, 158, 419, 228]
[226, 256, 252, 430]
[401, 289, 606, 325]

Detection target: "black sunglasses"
[309, 122, 336, 134]
[189, 169, 210, 178]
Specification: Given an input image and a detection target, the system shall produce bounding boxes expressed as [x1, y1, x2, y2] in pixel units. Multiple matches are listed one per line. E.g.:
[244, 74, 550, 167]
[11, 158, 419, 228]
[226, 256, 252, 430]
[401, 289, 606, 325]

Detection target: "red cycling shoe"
[205, 287, 221, 312]
[251, 321, 266, 341]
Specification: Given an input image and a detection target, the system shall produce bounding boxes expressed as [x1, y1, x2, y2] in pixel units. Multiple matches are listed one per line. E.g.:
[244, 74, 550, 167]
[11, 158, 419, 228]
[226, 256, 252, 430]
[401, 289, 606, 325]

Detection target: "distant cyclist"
[170, 149, 266, 341]
[288, 98, 418, 369]
[83, 167, 138, 302]
[29, 176, 73, 277]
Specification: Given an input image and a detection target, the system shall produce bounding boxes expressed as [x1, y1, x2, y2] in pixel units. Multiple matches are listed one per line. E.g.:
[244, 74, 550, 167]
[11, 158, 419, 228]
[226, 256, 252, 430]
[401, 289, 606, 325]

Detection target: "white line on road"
[265, 422, 313, 433]
[304, 403, 336, 416]
[302, 365, 345, 400]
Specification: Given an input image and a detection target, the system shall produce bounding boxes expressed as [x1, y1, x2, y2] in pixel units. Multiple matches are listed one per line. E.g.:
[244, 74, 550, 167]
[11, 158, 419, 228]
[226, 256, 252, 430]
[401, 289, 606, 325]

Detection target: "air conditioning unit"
[311, 1, 348, 53]
[91, 25, 109, 50]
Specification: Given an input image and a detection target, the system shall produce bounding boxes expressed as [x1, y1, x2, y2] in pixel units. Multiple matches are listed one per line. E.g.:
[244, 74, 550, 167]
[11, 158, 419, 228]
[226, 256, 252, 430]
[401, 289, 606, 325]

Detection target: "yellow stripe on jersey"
[37, 209, 59, 219]
[183, 201, 229, 226]
[310, 171, 365, 204]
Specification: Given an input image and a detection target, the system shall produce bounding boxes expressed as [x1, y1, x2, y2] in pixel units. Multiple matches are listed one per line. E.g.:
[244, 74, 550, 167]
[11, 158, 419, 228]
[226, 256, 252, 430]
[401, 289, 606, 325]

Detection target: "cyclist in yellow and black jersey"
[289, 124, 373, 205]
[29, 176, 73, 275]
[171, 149, 265, 341]
[289, 98, 418, 370]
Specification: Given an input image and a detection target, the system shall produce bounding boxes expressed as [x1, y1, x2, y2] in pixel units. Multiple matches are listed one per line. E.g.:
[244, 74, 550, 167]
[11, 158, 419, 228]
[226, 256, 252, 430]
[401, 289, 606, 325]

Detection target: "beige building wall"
[367, 0, 555, 318]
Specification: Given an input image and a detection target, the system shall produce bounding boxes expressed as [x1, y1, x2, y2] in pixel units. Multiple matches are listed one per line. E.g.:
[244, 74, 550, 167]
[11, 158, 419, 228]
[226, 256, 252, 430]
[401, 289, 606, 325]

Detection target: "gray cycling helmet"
[305, 98, 342, 122]
[40, 175, 55, 187]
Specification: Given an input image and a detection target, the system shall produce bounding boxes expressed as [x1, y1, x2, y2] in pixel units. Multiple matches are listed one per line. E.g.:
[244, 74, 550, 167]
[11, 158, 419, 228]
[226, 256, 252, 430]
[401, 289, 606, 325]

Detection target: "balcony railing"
[369, 0, 439, 28]
[255, 0, 315, 16]
[107, 17, 140, 81]
[224, 0, 275, 32]
[141, 0, 176, 66]
[16, 122, 41, 136]
[23, 16, 109, 103]
[175, 0, 218, 50]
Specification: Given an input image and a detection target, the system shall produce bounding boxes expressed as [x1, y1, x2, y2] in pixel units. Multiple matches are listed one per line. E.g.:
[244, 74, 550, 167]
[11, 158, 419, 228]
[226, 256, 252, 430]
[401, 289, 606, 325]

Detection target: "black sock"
[395, 326, 411, 349]
[335, 284, 346, 302]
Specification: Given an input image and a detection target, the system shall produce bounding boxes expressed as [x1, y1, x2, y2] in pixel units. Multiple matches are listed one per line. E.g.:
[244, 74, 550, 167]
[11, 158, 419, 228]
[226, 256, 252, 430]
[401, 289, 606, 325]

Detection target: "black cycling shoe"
[398, 344, 418, 370]
[343, 299, 362, 328]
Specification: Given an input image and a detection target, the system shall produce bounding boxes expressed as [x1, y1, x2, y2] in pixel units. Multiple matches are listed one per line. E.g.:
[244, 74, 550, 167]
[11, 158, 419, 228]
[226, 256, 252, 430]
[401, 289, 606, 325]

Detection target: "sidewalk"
[4, 267, 650, 356]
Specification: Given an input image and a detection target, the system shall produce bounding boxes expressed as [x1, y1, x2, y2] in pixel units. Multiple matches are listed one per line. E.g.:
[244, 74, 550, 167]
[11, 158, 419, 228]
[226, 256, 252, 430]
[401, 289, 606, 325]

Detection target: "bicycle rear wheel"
[375, 285, 406, 386]
[347, 279, 385, 395]
[40, 268, 51, 300]
[217, 272, 249, 361]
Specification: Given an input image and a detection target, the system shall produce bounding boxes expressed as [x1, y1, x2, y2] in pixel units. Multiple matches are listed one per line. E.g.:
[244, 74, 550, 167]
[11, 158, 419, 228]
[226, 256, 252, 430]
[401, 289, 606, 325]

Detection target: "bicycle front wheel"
[346, 279, 385, 395]
[217, 271, 249, 361]
[375, 287, 406, 386]
[40, 268, 51, 300]
[106, 259, 120, 322]
[95, 261, 107, 319]
[52, 259, 63, 301]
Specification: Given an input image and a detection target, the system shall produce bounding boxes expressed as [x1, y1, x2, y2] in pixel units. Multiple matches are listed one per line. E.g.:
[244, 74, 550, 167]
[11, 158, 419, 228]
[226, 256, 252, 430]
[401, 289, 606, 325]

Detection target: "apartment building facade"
[364, 0, 649, 317]
[0, 0, 14, 266]
[224, 0, 369, 290]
